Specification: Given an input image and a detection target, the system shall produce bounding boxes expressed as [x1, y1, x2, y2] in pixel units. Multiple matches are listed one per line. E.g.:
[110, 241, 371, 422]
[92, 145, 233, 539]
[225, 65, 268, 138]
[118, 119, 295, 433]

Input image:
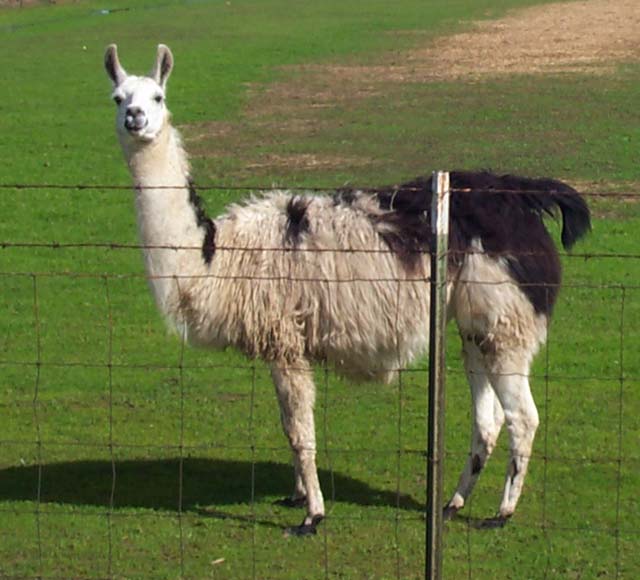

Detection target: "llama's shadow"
[0, 458, 423, 527]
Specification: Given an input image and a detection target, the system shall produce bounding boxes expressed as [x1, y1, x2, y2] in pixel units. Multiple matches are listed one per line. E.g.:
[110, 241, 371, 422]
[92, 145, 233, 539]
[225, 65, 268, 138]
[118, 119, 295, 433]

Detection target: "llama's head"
[105, 44, 174, 143]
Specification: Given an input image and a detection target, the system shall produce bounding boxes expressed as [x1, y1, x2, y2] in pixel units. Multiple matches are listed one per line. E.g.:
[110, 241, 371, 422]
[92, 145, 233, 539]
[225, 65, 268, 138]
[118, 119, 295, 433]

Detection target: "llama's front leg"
[490, 364, 539, 523]
[275, 454, 307, 508]
[445, 340, 505, 519]
[271, 359, 325, 535]
[291, 454, 308, 507]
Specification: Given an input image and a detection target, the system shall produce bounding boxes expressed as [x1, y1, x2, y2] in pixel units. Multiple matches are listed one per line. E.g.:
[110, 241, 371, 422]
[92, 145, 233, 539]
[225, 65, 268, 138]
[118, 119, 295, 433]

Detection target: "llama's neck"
[122, 122, 211, 317]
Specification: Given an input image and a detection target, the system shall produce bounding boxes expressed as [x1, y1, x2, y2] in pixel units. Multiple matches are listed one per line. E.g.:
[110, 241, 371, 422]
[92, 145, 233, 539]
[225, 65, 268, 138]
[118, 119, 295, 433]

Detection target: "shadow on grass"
[0, 458, 423, 517]
[447, 512, 512, 530]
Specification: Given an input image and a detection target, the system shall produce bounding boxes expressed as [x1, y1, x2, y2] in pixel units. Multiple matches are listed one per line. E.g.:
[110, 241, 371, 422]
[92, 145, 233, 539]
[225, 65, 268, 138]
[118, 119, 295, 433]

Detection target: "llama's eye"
[113, 95, 123, 106]
[154, 94, 163, 104]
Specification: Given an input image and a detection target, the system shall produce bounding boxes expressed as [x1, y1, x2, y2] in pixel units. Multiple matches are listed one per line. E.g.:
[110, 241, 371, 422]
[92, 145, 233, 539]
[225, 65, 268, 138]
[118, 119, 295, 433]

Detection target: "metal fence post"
[426, 171, 450, 580]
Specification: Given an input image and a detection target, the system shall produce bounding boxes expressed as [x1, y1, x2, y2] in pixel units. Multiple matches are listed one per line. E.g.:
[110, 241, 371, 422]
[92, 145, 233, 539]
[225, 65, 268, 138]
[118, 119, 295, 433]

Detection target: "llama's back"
[182, 172, 589, 380]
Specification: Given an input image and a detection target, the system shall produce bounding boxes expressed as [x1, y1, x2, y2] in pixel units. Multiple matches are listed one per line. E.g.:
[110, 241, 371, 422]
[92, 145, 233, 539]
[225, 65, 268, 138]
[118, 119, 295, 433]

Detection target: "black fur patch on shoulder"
[188, 179, 216, 265]
[285, 196, 311, 245]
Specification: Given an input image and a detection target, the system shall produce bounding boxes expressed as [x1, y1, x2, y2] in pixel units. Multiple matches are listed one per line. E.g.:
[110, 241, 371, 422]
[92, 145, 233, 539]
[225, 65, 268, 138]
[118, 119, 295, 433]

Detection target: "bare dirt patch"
[408, 0, 640, 79]
[188, 0, 640, 179]
[353, 0, 640, 82]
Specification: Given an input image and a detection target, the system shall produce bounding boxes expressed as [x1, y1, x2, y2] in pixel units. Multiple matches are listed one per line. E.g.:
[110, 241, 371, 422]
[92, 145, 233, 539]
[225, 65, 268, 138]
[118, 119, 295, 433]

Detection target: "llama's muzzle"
[124, 106, 148, 132]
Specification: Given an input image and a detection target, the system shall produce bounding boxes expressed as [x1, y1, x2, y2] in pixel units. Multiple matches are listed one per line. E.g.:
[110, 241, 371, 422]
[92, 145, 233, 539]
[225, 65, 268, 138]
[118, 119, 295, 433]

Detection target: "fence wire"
[0, 182, 637, 578]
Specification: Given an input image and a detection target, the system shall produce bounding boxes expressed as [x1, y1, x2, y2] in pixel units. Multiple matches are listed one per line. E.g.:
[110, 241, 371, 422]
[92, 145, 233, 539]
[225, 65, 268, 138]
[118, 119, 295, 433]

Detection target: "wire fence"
[0, 180, 638, 578]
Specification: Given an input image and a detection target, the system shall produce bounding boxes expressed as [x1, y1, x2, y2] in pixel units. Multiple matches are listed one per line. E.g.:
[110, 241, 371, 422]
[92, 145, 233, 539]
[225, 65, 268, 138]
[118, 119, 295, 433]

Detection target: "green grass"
[1, 0, 639, 578]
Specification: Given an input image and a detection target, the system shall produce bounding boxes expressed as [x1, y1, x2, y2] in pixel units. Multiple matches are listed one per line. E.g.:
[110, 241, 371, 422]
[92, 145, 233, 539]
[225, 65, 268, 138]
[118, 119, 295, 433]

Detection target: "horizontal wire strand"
[3, 240, 640, 262]
[0, 182, 637, 199]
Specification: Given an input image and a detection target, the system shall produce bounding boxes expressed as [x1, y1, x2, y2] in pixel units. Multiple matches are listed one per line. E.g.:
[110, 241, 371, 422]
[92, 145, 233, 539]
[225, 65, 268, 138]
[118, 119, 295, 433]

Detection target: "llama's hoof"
[274, 496, 307, 508]
[443, 504, 460, 520]
[284, 515, 324, 537]
[477, 514, 511, 529]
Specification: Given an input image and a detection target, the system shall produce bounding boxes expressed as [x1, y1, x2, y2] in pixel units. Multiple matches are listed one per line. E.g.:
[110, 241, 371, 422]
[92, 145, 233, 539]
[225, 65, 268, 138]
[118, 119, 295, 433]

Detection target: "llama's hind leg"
[270, 358, 325, 535]
[488, 355, 539, 523]
[445, 338, 505, 519]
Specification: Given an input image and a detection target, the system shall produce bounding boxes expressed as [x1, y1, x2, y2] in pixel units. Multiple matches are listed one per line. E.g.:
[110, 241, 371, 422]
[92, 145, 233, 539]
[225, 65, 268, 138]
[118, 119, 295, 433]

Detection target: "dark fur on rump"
[448, 171, 591, 251]
[367, 171, 590, 315]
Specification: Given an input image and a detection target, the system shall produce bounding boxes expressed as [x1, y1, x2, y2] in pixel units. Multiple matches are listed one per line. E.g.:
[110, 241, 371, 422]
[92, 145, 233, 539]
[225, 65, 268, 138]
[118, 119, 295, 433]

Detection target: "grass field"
[1, 0, 639, 578]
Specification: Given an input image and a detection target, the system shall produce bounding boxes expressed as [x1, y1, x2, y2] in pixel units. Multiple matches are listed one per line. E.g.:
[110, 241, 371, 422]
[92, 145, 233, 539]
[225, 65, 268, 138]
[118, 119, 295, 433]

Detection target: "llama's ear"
[151, 44, 174, 90]
[105, 44, 127, 87]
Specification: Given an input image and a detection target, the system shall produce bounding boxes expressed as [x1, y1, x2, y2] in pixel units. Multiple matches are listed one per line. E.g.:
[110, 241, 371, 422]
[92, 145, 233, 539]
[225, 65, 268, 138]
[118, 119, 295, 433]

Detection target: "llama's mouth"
[125, 123, 148, 135]
[124, 117, 149, 134]
[123, 125, 157, 143]
[123, 125, 154, 142]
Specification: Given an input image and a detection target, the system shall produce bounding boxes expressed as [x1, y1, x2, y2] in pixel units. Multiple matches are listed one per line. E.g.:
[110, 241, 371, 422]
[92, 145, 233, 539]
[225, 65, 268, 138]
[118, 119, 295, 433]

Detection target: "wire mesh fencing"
[0, 180, 638, 579]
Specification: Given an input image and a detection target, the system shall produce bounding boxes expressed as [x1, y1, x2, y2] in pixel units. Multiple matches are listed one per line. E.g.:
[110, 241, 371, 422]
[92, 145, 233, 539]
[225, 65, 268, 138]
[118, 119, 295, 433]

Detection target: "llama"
[104, 44, 591, 535]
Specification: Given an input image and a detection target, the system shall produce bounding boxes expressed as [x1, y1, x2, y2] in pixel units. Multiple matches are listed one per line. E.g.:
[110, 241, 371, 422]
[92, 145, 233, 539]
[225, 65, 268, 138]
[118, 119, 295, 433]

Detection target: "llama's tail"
[545, 188, 591, 249]
[510, 176, 591, 250]
[449, 171, 591, 250]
